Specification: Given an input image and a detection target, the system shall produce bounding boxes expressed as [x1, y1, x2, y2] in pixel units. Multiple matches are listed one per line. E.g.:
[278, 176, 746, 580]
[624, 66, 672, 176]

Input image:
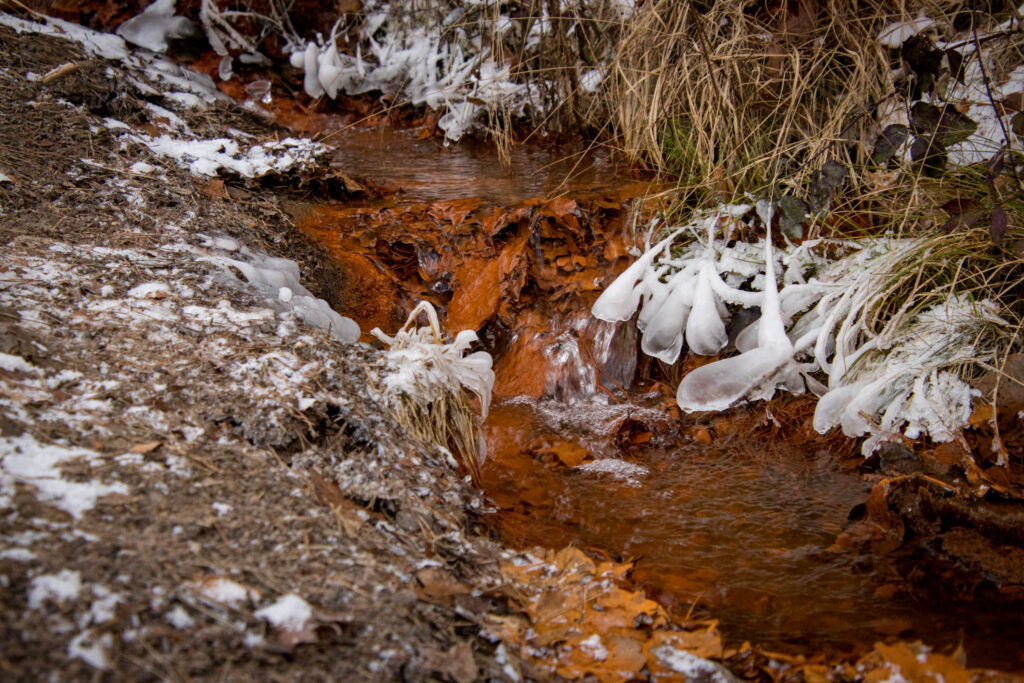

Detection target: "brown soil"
[0, 22, 523, 681]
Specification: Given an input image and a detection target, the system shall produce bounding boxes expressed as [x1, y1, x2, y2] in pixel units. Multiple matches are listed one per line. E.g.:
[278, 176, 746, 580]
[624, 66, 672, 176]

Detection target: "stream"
[298, 122, 1024, 671]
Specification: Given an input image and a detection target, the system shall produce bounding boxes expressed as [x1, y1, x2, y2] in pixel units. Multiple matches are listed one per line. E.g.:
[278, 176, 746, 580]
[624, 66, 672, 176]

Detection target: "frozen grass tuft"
[372, 302, 494, 482]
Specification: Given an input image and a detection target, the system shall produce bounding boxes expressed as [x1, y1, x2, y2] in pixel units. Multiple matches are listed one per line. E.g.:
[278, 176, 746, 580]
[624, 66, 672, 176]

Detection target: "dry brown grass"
[607, 0, 914, 196]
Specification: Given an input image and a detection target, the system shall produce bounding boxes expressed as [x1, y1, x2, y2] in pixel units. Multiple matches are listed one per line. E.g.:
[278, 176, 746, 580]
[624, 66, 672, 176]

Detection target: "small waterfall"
[542, 315, 637, 403]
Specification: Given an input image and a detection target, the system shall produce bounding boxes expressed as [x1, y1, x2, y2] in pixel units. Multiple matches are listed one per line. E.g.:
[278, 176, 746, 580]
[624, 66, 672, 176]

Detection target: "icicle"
[592, 230, 681, 323]
[685, 264, 728, 355]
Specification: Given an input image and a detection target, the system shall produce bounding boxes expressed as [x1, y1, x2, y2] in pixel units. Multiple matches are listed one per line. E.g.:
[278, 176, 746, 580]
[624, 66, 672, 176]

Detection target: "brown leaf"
[939, 197, 985, 232]
[130, 440, 162, 454]
[308, 472, 367, 536]
[204, 178, 230, 200]
[447, 640, 478, 683]
[416, 567, 469, 600]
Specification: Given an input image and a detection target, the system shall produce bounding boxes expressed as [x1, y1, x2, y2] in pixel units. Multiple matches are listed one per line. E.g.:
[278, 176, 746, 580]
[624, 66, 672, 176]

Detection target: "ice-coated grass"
[593, 204, 1012, 455]
[371, 302, 494, 480]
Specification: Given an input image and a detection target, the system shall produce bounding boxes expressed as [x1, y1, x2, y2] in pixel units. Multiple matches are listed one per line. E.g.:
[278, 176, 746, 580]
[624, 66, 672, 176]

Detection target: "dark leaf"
[806, 178, 832, 214]
[779, 195, 808, 239]
[937, 109, 977, 146]
[871, 124, 909, 165]
[988, 148, 1005, 176]
[902, 35, 942, 68]
[819, 160, 848, 188]
[910, 102, 977, 145]
[1011, 112, 1024, 138]
[991, 206, 1008, 245]
[1002, 92, 1024, 112]
[939, 197, 986, 232]
[945, 49, 966, 83]
[901, 36, 942, 94]
[910, 135, 946, 174]
[910, 102, 942, 135]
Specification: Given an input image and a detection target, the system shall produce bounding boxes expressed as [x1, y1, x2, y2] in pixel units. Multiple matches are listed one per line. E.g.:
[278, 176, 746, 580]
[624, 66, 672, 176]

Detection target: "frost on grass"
[286, 0, 633, 141]
[372, 301, 494, 474]
[593, 204, 1004, 454]
[372, 301, 494, 420]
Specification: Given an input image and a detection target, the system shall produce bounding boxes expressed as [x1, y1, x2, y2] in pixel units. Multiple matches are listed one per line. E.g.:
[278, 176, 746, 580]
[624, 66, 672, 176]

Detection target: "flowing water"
[295, 123, 1024, 672]
[330, 127, 637, 206]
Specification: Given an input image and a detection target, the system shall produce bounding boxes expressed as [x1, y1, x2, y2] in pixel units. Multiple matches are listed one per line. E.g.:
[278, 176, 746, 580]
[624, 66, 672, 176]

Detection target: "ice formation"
[202, 245, 361, 345]
[372, 301, 494, 419]
[593, 205, 1003, 454]
[287, 0, 633, 141]
[116, 0, 195, 53]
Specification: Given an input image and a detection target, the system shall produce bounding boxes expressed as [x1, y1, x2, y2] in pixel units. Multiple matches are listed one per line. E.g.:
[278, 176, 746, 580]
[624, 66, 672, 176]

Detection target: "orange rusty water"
[481, 397, 1024, 670]
[327, 127, 637, 205]
[287, 121, 1024, 672]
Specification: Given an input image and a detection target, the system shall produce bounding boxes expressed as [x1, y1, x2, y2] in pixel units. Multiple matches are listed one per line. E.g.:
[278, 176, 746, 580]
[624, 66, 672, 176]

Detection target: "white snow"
[193, 576, 258, 606]
[89, 585, 122, 624]
[254, 593, 314, 632]
[127, 281, 171, 299]
[116, 0, 195, 53]
[877, 12, 935, 48]
[0, 548, 36, 561]
[0, 353, 37, 374]
[166, 605, 194, 629]
[579, 634, 609, 661]
[28, 569, 82, 608]
[1, 435, 129, 518]
[0, 13, 129, 59]
[652, 646, 733, 681]
[129, 133, 329, 179]
[68, 629, 112, 670]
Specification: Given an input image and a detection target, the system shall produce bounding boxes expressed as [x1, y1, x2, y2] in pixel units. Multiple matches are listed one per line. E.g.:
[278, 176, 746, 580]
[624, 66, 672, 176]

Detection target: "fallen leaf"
[204, 178, 230, 200]
[130, 440, 162, 454]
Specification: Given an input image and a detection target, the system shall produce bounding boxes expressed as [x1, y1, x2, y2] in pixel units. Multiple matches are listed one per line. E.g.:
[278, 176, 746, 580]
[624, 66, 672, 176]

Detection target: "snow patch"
[68, 629, 112, 670]
[28, 569, 82, 608]
[877, 12, 935, 48]
[1, 435, 129, 518]
[254, 593, 313, 632]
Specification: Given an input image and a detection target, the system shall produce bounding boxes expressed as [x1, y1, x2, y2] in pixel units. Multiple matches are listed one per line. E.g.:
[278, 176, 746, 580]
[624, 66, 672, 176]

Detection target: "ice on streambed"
[202, 243, 360, 344]
[593, 203, 1001, 454]
[116, 0, 195, 53]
